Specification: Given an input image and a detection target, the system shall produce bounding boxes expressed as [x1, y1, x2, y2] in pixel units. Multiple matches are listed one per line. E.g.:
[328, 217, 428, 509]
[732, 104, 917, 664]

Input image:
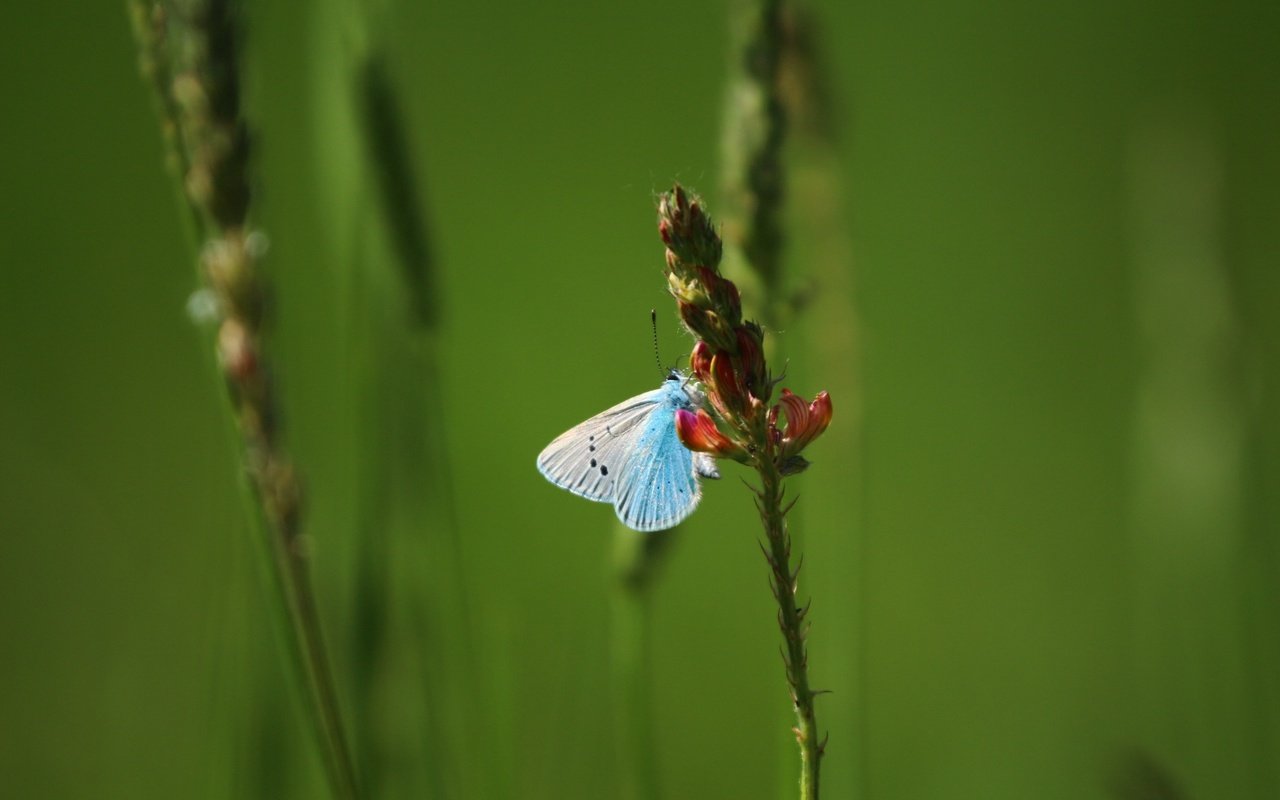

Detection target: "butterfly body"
[537, 372, 719, 532]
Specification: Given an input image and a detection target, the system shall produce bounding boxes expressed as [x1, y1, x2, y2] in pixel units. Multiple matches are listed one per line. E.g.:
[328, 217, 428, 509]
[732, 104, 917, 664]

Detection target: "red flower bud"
[679, 301, 707, 336]
[735, 326, 767, 398]
[705, 270, 741, 322]
[710, 351, 747, 416]
[659, 185, 723, 272]
[673, 184, 689, 212]
[690, 341, 713, 383]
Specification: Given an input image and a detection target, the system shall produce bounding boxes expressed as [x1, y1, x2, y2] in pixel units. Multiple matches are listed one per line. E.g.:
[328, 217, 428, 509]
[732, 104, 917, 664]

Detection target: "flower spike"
[656, 184, 833, 800]
[657, 184, 831, 471]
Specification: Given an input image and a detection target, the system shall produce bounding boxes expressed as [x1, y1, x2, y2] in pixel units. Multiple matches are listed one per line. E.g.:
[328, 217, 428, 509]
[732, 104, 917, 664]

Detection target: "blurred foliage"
[0, 1, 1277, 799]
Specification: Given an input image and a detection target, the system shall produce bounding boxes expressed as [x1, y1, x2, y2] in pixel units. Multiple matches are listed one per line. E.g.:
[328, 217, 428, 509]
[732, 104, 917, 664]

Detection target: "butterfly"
[537, 371, 720, 532]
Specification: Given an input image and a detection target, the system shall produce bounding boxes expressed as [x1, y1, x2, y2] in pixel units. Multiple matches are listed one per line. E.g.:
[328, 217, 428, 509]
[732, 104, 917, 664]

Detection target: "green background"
[1, 1, 1277, 798]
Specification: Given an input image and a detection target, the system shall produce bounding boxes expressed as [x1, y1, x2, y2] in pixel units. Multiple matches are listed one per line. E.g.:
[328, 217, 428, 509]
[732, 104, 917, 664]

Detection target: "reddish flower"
[770, 389, 833, 459]
[676, 408, 747, 460]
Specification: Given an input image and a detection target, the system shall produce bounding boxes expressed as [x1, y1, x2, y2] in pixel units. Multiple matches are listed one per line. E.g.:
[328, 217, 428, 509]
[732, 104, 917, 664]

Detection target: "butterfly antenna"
[650, 309, 666, 376]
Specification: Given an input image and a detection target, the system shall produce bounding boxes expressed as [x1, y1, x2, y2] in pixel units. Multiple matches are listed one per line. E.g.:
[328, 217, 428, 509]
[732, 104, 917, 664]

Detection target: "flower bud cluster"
[658, 185, 830, 470]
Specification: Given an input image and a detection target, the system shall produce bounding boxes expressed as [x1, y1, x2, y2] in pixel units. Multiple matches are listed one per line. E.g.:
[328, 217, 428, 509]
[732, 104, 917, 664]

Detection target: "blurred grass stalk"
[611, 524, 676, 800]
[308, 1, 481, 797]
[722, 2, 829, 798]
[1127, 112, 1278, 797]
[777, 6, 865, 799]
[721, 0, 786, 332]
[127, 1, 361, 798]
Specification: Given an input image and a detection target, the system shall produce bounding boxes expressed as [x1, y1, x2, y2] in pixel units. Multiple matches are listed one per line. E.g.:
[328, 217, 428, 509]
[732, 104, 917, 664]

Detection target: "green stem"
[612, 525, 673, 800]
[757, 456, 822, 800]
[252, 480, 361, 800]
[611, 580, 659, 800]
[339, 4, 476, 793]
[127, 2, 362, 797]
[206, 418, 362, 800]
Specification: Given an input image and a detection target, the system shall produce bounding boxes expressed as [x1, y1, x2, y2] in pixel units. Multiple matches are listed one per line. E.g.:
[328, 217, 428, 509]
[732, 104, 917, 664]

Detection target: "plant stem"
[611, 578, 659, 800]
[611, 525, 675, 800]
[757, 455, 822, 800]
[260, 462, 363, 800]
[658, 187, 828, 798]
[721, 0, 787, 325]
[337, 3, 477, 793]
[128, 2, 361, 797]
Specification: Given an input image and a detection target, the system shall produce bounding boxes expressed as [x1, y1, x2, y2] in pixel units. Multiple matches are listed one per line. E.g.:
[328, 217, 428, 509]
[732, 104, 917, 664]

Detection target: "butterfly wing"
[613, 382, 703, 532]
[536, 388, 667, 503]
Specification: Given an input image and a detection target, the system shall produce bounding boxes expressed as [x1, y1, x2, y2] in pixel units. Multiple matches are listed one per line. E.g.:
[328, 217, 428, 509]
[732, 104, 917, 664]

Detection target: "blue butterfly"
[537, 371, 721, 532]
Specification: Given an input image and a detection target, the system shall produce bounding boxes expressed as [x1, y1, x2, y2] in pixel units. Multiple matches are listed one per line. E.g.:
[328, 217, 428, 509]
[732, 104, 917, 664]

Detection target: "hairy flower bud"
[704, 267, 743, 325]
[735, 326, 768, 401]
[658, 185, 723, 269]
[710, 351, 747, 417]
